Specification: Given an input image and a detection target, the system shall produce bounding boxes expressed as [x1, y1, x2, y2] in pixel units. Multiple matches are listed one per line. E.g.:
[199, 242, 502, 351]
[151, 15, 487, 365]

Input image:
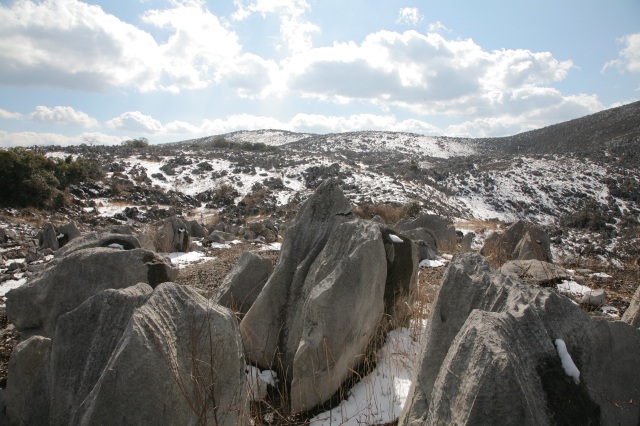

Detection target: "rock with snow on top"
[580, 288, 606, 306]
[400, 253, 640, 426]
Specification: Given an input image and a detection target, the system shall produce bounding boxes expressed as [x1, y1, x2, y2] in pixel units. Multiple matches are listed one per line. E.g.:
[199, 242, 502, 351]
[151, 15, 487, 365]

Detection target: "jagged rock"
[481, 220, 552, 265]
[289, 220, 387, 412]
[622, 284, 640, 328]
[397, 214, 448, 249]
[12, 283, 248, 426]
[215, 252, 274, 316]
[4, 335, 50, 425]
[58, 220, 81, 242]
[37, 222, 59, 252]
[6, 247, 176, 338]
[414, 240, 438, 261]
[500, 259, 570, 286]
[241, 179, 354, 375]
[400, 253, 640, 426]
[105, 224, 133, 235]
[155, 216, 191, 253]
[55, 232, 141, 258]
[371, 215, 386, 224]
[461, 231, 474, 252]
[403, 228, 438, 253]
[187, 219, 207, 239]
[207, 231, 234, 244]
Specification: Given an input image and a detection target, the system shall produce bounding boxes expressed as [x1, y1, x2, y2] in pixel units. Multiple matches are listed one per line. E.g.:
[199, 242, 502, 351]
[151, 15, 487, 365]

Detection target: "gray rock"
[289, 220, 387, 412]
[500, 259, 571, 285]
[215, 252, 274, 316]
[38, 222, 59, 251]
[461, 231, 474, 252]
[4, 335, 51, 425]
[15, 283, 248, 426]
[58, 220, 81, 242]
[241, 179, 354, 374]
[400, 253, 640, 426]
[5, 229, 18, 241]
[440, 225, 458, 253]
[155, 216, 191, 253]
[414, 240, 438, 261]
[403, 228, 438, 253]
[6, 248, 176, 338]
[622, 284, 640, 328]
[481, 220, 552, 265]
[55, 232, 141, 258]
[187, 219, 207, 239]
[397, 214, 448, 249]
[580, 288, 606, 306]
[207, 231, 234, 244]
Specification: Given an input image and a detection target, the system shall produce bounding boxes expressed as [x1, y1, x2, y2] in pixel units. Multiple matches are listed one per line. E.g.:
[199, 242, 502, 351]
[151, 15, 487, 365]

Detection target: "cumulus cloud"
[0, 131, 122, 147]
[29, 106, 97, 127]
[603, 33, 640, 73]
[107, 111, 164, 133]
[0, 108, 23, 120]
[0, 0, 244, 92]
[232, 0, 319, 53]
[397, 7, 423, 26]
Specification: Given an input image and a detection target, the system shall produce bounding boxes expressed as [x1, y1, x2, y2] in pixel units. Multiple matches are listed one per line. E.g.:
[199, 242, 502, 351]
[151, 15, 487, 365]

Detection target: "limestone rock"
[38, 222, 59, 252]
[57, 220, 81, 243]
[6, 247, 176, 338]
[215, 252, 274, 316]
[400, 253, 640, 426]
[11, 283, 248, 426]
[155, 216, 191, 253]
[500, 259, 570, 286]
[461, 231, 474, 252]
[480, 220, 552, 265]
[4, 335, 51, 424]
[55, 232, 141, 258]
[187, 219, 208, 238]
[622, 284, 640, 328]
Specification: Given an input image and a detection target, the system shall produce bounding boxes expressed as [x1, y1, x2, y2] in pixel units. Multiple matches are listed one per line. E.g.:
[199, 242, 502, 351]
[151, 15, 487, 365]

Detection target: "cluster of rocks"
[400, 253, 640, 425]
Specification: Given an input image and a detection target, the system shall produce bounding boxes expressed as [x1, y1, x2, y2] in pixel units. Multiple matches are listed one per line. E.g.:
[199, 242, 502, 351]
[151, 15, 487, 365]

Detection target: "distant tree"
[122, 137, 149, 149]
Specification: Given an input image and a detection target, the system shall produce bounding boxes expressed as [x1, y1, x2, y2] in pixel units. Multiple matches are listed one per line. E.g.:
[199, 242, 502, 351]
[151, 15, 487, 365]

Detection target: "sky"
[0, 0, 639, 147]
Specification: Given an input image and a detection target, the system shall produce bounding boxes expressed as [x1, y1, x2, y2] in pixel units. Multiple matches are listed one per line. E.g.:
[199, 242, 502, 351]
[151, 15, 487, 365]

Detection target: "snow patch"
[556, 280, 593, 299]
[165, 251, 215, 268]
[419, 257, 448, 268]
[389, 234, 403, 243]
[0, 278, 27, 298]
[554, 339, 580, 384]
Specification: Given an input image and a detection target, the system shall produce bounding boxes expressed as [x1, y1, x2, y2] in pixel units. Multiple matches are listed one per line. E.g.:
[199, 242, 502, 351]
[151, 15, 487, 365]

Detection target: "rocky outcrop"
[461, 231, 474, 252]
[622, 284, 640, 328]
[400, 253, 640, 426]
[6, 247, 176, 338]
[240, 179, 417, 413]
[7, 283, 248, 426]
[57, 220, 81, 244]
[480, 220, 552, 265]
[187, 219, 208, 239]
[154, 216, 191, 253]
[500, 259, 570, 286]
[215, 252, 273, 316]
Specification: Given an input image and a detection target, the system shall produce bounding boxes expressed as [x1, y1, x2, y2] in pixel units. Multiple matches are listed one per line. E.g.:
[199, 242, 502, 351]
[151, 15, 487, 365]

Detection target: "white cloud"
[397, 7, 423, 26]
[29, 105, 97, 127]
[427, 21, 450, 33]
[0, 108, 23, 120]
[233, 0, 319, 53]
[0, 131, 122, 147]
[0, 0, 161, 91]
[603, 33, 640, 73]
[107, 111, 164, 133]
[0, 0, 243, 92]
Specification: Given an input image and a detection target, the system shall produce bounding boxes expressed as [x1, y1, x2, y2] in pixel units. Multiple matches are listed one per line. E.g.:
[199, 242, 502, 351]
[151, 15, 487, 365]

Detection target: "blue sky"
[0, 0, 638, 146]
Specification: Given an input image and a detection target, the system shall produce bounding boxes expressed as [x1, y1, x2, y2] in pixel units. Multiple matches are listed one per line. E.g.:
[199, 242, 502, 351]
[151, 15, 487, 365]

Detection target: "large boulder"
[155, 216, 191, 253]
[9, 283, 248, 426]
[57, 220, 81, 243]
[622, 284, 640, 328]
[240, 179, 354, 374]
[400, 253, 640, 426]
[215, 252, 274, 316]
[396, 214, 448, 250]
[480, 220, 552, 265]
[6, 247, 176, 338]
[187, 219, 208, 239]
[4, 336, 50, 424]
[241, 179, 416, 412]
